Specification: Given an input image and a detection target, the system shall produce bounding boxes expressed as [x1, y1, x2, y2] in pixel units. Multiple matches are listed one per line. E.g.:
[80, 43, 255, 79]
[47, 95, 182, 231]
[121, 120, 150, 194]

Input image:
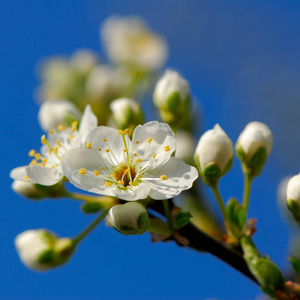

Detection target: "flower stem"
[243, 172, 253, 215]
[72, 210, 108, 246]
[163, 199, 173, 230]
[210, 184, 228, 227]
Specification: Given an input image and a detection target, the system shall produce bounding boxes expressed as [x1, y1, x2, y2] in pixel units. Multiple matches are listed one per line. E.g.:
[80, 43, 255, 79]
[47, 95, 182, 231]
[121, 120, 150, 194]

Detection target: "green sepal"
[166, 91, 181, 112]
[248, 147, 267, 176]
[290, 256, 300, 276]
[137, 211, 150, 234]
[236, 144, 246, 163]
[223, 157, 233, 176]
[34, 181, 67, 199]
[38, 249, 55, 264]
[226, 198, 246, 238]
[148, 218, 172, 235]
[80, 202, 103, 214]
[174, 211, 192, 229]
[287, 199, 300, 222]
[202, 163, 222, 185]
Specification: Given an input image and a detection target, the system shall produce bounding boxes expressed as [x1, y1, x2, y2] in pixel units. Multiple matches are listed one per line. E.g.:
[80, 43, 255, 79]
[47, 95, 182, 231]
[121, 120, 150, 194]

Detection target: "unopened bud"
[12, 180, 44, 200]
[38, 100, 81, 132]
[15, 229, 74, 272]
[287, 174, 300, 222]
[110, 98, 144, 131]
[109, 202, 150, 235]
[194, 124, 233, 185]
[153, 70, 191, 127]
[236, 121, 273, 176]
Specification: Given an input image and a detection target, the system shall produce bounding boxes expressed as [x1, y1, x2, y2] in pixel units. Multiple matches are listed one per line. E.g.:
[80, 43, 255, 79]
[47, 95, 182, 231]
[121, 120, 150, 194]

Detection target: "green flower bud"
[108, 202, 150, 235]
[15, 229, 75, 272]
[12, 180, 45, 200]
[194, 124, 233, 185]
[110, 98, 144, 131]
[236, 121, 273, 176]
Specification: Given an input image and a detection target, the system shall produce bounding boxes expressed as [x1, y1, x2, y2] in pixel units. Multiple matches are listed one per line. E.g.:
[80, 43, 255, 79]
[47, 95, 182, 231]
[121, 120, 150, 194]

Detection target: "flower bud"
[236, 121, 273, 176]
[15, 229, 75, 272]
[110, 98, 144, 131]
[286, 174, 300, 222]
[12, 180, 44, 200]
[38, 100, 81, 131]
[153, 70, 191, 127]
[108, 202, 150, 235]
[194, 124, 233, 185]
[70, 49, 99, 75]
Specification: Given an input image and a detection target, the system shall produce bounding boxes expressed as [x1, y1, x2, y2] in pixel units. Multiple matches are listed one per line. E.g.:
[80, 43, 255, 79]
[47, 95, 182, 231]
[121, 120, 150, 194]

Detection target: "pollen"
[71, 121, 78, 132]
[86, 142, 92, 149]
[124, 129, 129, 134]
[42, 158, 47, 163]
[99, 167, 103, 170]
[134, 153, 137, 156]
[28, 149, 36, 157]
[160, 175, 168, 180]
[136, 158, 142, 163]
[57, 124, 66, 132]
[164, 146, 171, 152]
[106, 149, 109, 153]
[129, 181, 133, 186]
[124, 168, 129, 174]
[135, 140, 139, 144]
[93, 170, 100, 176]
[49, 148, 52, 155]
[110, 173, 116, 178]
[41, 135, 46, 144]
[118, 180, 124, 185]
[54, 147, 59, 153]
[152, 154, 156, 159]
[105, 181, 112, 187]
[29, 159, 37, 166]
[56, 140, 62, 148]
[49, 129, 54, 135]
[24, 175, 29, 180]
[50, 166, 55, 169]
[148, 138, 153, 143]
[69, 135, 75, 140]
[123, 149, 126, 152]
[103, 138, 107, 142]
[118, 129, 123, 134]
[79, 168, 86, 175]
[98, 147, 101, 151]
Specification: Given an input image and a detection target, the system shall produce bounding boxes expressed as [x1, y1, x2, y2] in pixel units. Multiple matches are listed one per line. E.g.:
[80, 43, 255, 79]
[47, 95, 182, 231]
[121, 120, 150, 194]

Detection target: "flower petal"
[78, 105, 98, 140]
[112, 182, 152, 201]
[131, 121, 175, 167]
[26, 165, 62, 186]
[10, 166, 28, 181]
[145, 157, 198, 200]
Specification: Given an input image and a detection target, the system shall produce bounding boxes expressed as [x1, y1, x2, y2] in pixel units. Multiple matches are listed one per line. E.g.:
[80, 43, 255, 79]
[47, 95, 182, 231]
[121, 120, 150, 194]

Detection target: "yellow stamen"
[160, 175, 168, 180]
[42, 158, 47, 163]
[124, 129, 129, 134]
[54, 147, 59, 154]
[135, 140, 139, 144]
[110, 173, 116, 178]
[49, 130, 54, 135]
[93, 170, 100, 176]
[86, 142, 92, 149]
[148, 138, 153, 143]
[136, 158, 142, 163]
[129, 181, 133, 186]
[123, 149, 126, 152]
[118, 180, 124, 185]
[152, 154, 156, 159]
[24, 175, 29, 180]
[106, 149, 109, 153]
[79, 168, 86, 175]
[99, 167, 103, 170]
[134, 153, 137, 156]
[57, 140, 62, 148]
[103, 138, 107, 142]
[105, 181, 112, 187]
[29, 159, 37, 166]
[71, 121, 78, 132]
[164, 146, 171, 152]
[69, 135, 75, 140]
[49, 148, 52, 155]
[50, 166, 55, 169]
[41, 135, 46, 144]
[124, 168, 129, 174]
[98, 147, 101, 151]
[35, 153, 41, 160]
[57, 124, 66, 132]
[28, 149, 36, 157]
[118, 129, 123, 134]
[36, 163, 41, 167]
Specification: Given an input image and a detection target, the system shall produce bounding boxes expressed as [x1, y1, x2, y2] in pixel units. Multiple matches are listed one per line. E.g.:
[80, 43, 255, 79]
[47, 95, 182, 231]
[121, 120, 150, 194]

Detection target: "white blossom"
[287, 174, 300, 203]
[101, 16, 168, 70]
[194, 124, 233, 175]
[61, 121, 198, 201]
[10, 105, 97, 186]
[38, 99, 82, 132]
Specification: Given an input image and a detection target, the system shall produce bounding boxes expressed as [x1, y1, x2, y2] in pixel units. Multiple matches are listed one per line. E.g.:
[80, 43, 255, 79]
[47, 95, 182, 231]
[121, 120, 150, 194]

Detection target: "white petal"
[112, 182, 152, 201]
[146, 157, 198, 200]
[131, 121, 175, 167]
[10, 166, 28, 181]
[84, 127, 125, 165]
[26, 165, 62, 186]
[78, 105, 98, 140]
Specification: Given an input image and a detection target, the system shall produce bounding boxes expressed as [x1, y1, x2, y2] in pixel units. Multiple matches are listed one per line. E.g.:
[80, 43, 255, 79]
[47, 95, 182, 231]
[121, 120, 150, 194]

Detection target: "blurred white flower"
[70, 49, 99, 74]
[61, 121, 198, 201]
[12, 180, 42, 199]
[101, 16, 168, 71]
[38, 99, 82, 132]
[287, 174, 300, 203]
[175, 130, 196, 165]
[10, 105, 97, 186]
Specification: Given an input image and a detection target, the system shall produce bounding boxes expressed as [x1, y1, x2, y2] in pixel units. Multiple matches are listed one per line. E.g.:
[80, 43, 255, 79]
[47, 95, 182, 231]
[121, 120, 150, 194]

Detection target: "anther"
[148, 138, 153, 143]
[124, 129, 129, 134]
[29, 159, 37, 166]
[79, 168, 86, 175]
[164, 146, 171, 152]
[86, 142, 92, 149]
[118, 129, 123, 134]
[69, 135, 75, 140]
[35, 153, 41, 160]
[152, 154, 156, 158]
[49, 130, 54, 135]
[136, 158, 142, 163]
[105, 181, 112, 187]
[28, 149, 36, 157]
[24, 175, 29, 180]
[134, 153, 137, 156]
[57, 140, 62, 148]
[99, 167, 103, 170]
[160, 175, 168, 180]
[49, 148, 52, 155]
[129, 182, 133, 186]
[135, 140, 139, 144]
[50, 166, 55, 169]
[54, 147, 59, 153]
[106, 149, 109, 153]
[57, 124, 66, 132]
[93, 170, 100, 176]
[118, 180, 124, 185]
[98, 147, 101, 151]
[103, 138, 107, 142]
[42, 158, 47, 163]
[41, 135, 46, 144]
[123, 149, 126, 152]
[71, 121, 78, 132]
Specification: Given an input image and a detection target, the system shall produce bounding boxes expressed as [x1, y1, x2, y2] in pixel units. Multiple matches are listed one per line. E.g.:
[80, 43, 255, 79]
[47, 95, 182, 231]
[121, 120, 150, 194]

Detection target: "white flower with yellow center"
[10, 105, 97, 186]
[61, 121, 198, 201]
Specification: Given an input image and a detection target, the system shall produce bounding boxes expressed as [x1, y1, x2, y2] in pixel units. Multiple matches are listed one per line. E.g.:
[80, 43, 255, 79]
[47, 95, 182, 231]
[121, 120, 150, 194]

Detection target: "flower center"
[114, 165, 137, 187]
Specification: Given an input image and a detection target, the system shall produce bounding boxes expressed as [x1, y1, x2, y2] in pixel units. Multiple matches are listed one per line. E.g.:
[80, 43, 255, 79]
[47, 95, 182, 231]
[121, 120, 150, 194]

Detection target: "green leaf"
[290, 256, 300, 276]
[226, 198, 246, 237]
[80, 202, 103, 214]
[148, 218, 172, 235]
[175, 212, 192, 229]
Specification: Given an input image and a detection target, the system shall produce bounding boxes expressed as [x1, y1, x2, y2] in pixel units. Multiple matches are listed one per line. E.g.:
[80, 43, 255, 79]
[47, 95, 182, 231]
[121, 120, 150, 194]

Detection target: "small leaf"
[175, 211, 192, 229]
[290, 256, 300, 276]
[226, 198, 246, 237]
[80, 201, 103, 214]
[148, 218, 172, 235]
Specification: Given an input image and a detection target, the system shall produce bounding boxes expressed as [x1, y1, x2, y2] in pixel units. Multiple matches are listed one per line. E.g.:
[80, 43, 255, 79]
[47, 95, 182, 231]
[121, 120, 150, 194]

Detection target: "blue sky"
[2, 1, 300, 299]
